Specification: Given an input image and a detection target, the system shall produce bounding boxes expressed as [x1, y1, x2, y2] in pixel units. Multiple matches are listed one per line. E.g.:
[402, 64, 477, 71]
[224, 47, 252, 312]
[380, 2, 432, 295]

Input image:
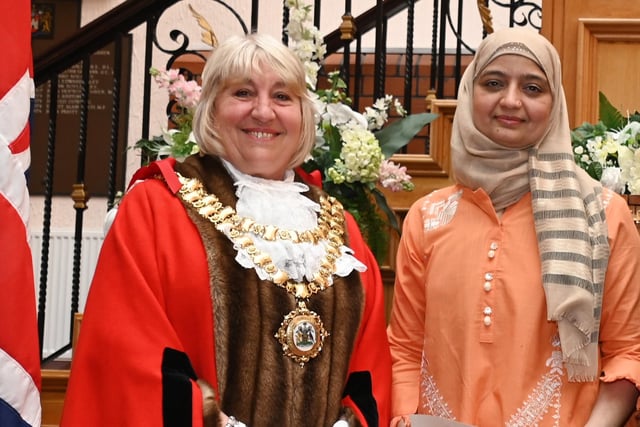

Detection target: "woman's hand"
[219, 412, 229, 427]
[220, 413, 247, 427]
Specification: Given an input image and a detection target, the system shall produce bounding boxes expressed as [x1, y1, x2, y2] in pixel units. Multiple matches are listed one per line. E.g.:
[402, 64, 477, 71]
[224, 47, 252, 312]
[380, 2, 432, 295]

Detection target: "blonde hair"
[192, 32, 317, 169]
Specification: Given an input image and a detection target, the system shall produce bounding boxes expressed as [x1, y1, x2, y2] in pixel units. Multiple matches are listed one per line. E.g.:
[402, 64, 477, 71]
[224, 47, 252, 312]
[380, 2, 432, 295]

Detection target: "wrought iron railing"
[32, 0, 541, 363]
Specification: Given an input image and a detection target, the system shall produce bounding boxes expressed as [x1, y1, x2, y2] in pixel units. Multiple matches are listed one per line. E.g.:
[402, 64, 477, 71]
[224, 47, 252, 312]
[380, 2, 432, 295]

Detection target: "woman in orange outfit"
[388, 27, 640, 427]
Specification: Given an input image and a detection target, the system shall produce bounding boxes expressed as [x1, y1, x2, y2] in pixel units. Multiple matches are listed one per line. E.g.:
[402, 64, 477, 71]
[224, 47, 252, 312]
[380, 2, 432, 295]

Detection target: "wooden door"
[541, 0, 640, 127]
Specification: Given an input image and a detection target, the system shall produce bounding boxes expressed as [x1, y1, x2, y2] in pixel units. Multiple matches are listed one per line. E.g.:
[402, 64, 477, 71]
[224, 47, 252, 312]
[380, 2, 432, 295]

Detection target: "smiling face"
[213, 65, 303, 180]
[472, 54, 553, 149]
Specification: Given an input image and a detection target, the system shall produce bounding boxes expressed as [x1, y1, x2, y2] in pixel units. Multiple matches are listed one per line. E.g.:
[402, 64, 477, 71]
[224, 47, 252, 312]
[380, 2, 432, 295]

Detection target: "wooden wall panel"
[541, 0, 640, 126]
[575, 19, 640, 124]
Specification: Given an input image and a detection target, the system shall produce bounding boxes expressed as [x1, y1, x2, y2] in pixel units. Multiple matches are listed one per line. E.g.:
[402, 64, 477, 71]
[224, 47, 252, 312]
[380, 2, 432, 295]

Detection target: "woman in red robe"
[61, 33, 391, 427]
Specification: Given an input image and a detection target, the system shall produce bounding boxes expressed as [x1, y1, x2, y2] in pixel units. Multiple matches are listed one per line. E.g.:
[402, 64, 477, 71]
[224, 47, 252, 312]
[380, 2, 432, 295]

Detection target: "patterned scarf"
[450, 28, 609, 381]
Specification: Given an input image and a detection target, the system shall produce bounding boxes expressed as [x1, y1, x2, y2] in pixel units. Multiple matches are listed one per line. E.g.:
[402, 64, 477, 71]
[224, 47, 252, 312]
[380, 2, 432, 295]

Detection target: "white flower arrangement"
[571, 93, 640, 195]
[286, 0, 437, 259]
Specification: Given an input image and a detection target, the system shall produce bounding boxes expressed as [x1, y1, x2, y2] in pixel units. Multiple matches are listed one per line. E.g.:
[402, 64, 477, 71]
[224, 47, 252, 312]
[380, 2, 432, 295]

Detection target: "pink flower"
[153, 68, 202, 110]
[378, 159, 414, 192]
[153, 68, 181, 89]
[169, 78, 201, 109]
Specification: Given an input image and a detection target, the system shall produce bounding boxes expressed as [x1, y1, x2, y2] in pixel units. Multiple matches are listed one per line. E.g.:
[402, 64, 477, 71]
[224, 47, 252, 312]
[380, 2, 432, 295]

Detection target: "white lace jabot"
[222, 160, 366, 283]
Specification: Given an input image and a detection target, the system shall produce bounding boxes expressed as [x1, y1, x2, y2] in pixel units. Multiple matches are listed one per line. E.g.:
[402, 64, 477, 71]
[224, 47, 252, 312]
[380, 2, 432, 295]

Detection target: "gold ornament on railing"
[189, 4, 218, 48]
[71, 183, 90, 210]
[477, 1, 494, 34]
[339, 13, 357, 41]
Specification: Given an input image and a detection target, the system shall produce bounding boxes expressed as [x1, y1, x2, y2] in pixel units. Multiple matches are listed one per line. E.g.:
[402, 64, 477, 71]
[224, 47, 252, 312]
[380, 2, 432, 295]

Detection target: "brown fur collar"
[175, 155, 365, 426]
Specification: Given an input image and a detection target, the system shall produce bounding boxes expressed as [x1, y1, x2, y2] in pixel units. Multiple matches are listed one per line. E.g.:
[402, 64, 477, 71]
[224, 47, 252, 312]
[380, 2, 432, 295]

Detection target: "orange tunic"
[388, 185, 640, 426]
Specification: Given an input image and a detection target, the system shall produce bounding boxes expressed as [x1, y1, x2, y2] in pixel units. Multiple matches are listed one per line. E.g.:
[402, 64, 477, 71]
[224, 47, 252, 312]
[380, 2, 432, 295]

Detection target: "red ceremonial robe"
[61, 156, 391, 427]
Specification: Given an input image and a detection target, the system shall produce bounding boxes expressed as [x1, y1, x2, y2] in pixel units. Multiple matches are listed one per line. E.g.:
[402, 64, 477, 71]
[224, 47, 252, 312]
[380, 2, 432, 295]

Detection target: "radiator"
[29, 230, 104, 359]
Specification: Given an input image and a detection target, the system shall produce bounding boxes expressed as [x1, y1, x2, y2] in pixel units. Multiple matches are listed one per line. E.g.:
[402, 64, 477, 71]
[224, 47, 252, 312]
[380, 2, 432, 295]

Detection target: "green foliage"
[322, 180, 390, 262]
[376, 112, 438, 158]
[598, 92, 626, 130]
[304, 72, 438, 262]
[570, 121, 608, 180]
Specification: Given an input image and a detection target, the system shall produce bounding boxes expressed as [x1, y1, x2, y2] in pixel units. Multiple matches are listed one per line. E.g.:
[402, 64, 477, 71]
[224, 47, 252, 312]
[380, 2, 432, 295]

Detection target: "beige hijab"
[451, 27, 609, 382]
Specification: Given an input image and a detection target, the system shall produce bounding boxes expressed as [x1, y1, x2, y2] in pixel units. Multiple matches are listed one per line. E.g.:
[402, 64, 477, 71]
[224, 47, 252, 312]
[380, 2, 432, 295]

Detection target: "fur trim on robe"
[175, 155, 366, 427]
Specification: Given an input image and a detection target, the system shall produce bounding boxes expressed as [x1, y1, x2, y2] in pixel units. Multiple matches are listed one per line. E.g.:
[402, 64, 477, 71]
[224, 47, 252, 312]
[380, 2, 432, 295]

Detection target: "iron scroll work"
[432, 0, 542, 99]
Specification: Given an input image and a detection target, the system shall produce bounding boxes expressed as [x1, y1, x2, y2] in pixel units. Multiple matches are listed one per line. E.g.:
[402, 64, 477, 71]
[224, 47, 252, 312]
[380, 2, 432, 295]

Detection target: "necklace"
[176, 173, 346, 366]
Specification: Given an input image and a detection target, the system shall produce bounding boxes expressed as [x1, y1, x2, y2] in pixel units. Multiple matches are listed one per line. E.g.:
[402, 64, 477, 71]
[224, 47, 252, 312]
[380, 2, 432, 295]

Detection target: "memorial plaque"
[30, 40, 132, 197]
[30, 0, 131, 198]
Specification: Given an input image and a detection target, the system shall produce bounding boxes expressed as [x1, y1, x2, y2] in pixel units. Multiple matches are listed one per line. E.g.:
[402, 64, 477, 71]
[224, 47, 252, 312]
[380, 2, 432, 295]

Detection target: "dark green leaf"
[586, 161, 603, 181]
[599, 91, 625, 130]
[323, 124, 343, 157]
[375, 112, 439, 158]
[371, 187, 399, 232]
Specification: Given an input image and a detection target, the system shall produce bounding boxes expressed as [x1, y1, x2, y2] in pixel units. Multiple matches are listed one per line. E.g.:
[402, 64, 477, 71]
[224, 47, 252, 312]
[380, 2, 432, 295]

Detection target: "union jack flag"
[0, 0, 42, 425]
